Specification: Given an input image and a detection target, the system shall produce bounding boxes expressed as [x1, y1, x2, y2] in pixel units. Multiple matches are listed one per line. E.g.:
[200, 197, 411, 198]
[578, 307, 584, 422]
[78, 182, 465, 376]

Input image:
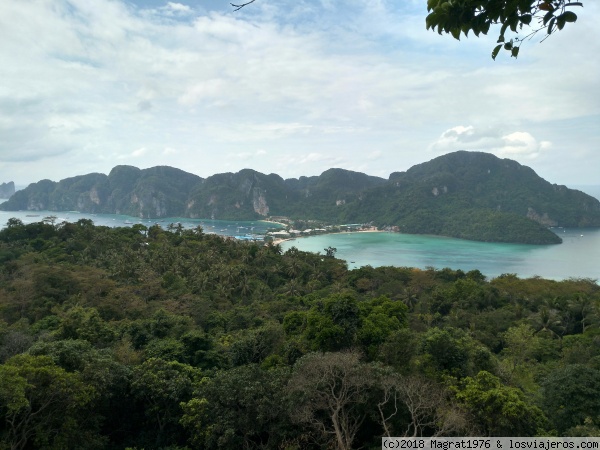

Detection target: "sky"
[1, 0, 599, 188]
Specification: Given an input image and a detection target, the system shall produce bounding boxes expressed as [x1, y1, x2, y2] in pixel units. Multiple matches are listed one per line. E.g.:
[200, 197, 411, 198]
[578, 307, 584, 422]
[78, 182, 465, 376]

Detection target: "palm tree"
[400, 287, 419, 311]
[191, 273, 212, 295]
[282, 279, 302, 297]
[215, 282, 232, 302]
[238, 275, 253, 299]
[568, 294, 597, 333]
[285, 258, 302, 279]
[531, 305, 563, 338]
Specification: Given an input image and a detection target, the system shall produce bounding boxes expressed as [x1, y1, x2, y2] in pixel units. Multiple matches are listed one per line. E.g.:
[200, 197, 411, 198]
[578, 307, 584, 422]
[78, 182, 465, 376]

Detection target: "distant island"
[2, 151, 600, 245]
[0, 181, 15, 199]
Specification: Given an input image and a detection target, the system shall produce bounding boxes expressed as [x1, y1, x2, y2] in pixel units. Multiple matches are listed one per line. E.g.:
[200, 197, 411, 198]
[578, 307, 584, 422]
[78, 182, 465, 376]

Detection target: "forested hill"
[0, 220, 600, 448]
[337, 151, 600, 244]
[0, 165, 386, 221]
[2, 151, 600, 244]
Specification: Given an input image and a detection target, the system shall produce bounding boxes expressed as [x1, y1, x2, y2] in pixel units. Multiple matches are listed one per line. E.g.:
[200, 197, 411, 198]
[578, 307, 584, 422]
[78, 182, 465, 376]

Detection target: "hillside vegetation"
[1, 219, 600, 449]
[2, 151, 600, 244]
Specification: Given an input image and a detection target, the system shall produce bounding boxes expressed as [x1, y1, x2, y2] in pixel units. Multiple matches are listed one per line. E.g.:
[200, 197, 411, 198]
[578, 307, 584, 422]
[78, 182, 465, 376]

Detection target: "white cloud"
[429, 126, 551, 160]
[205, 123, 314, 143]
[277, 152, 346, 169]
[132, 147, 147, 157]
[178, 79, 228, 106]
[367, 150, 383, 160]
[164, 2, 192, 15]
[117, 147, 148, 160]
[230, 149, 270, 161]
[0, 0, 598, 185]
[300, 153, 327, 163]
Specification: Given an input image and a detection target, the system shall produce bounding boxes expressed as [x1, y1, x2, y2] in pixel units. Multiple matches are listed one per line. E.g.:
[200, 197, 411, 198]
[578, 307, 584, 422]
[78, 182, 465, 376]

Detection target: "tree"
[541, 364, 600, 433]
[130, 358, 201, 447]
[420, 327, 471, 376]
[325, 246, 337, 258]
[426, 0, 583, 59]
[568, 294, 597, 333]
[0, 355, 96, 450]
[42, 215, 58, 226]
[55, 306, 116, 347]
[5, 218, 23, 228]
[286, 351, 376, 450]
[499, 323, 541, 390]
[304, 294, 360, 351]
[389, 374, 472, 437]
[181, 365, 293, 449]
[454, 370, 549, 436]
[233, 1, 583, 59]
[357, 296, 408, 359]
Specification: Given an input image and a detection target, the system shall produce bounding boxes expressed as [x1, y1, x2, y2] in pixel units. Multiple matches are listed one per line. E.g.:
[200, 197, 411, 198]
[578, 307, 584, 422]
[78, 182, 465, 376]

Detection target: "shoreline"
[271, 228, 389, 246]
[259, 219, 288, 228]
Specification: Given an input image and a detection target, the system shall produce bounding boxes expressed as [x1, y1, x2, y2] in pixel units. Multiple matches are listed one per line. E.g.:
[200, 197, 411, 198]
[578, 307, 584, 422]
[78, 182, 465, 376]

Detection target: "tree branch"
[231, 0, 256, 11]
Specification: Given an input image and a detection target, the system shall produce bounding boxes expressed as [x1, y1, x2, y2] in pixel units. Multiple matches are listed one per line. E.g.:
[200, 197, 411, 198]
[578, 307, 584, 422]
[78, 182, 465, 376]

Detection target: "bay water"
[281, 228, 600, 281]
[0, 207, 280, 239]
[1, 203, 598, 281]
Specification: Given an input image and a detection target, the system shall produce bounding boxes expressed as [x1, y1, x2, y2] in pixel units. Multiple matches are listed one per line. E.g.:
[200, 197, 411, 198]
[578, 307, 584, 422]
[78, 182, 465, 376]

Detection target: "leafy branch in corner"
[425, 0, 583, 59]
[230, 1, 583, 59]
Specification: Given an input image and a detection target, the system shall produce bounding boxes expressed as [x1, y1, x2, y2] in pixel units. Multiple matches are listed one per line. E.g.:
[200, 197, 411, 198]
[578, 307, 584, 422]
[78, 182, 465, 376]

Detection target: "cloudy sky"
[1, 0, 599, 188]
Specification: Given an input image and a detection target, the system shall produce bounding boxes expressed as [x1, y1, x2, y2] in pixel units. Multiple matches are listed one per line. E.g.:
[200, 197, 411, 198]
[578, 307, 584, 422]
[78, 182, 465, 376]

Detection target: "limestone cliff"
[252, 188, 269, 216]
[2, 152, 599, 245]
[0, 182, 15, 199]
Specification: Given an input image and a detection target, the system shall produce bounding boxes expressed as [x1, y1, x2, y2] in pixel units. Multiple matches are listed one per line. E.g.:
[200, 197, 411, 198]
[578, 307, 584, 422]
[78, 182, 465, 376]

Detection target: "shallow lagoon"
[1, 204, 597, 281]
[281, 228, 600, 281]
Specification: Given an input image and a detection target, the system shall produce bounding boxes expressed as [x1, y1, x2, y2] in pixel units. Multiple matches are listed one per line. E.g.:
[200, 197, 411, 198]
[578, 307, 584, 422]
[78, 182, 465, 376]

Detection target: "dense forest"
[3, 151, 600, 245]
[1, 218, 600, 450]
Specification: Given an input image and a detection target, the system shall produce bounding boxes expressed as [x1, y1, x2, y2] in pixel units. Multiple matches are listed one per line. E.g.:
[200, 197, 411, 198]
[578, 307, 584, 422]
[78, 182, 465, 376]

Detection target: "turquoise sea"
[281, 228, 600, 281]
[1, 203, 598, 281]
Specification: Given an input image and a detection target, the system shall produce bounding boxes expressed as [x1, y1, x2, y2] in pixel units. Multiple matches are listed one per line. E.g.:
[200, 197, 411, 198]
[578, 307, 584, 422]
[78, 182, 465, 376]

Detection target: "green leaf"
[521, 14, 532, 25]
[427, 0, 441, 12]
[547, 17, 556, 34]
[518, 0, 532, 13]
[511, 46, 520, 58]
[451, 27, 461, 40]
[504, 42, 513, 50]
[461, 23, 471, 37]
[425, 15, 434, 30]
[543, 11, 554, 26]
[492, 44, 502, 60]
[561, 11, 578, 22]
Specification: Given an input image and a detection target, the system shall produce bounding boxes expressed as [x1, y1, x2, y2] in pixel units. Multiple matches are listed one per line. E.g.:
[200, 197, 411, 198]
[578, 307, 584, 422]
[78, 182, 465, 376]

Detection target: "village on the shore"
[261, 216, 399, 245]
